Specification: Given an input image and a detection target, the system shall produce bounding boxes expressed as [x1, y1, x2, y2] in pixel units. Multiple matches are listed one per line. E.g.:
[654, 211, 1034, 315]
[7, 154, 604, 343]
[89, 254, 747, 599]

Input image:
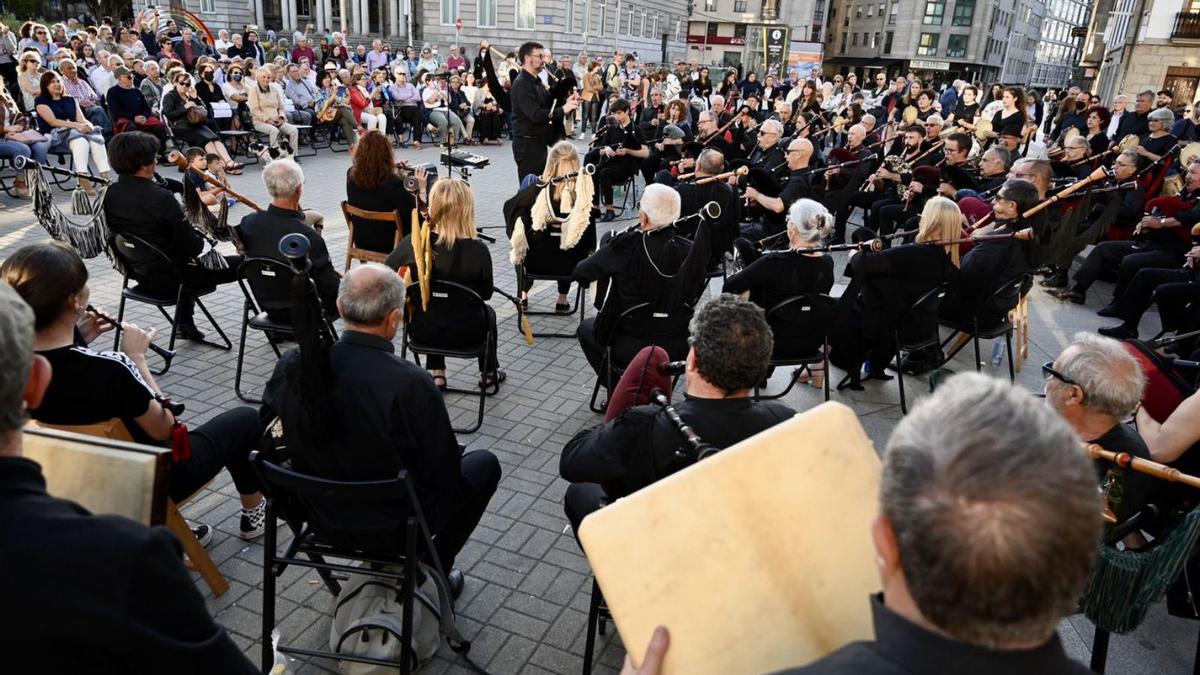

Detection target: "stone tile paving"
[1, 140, 1194, 674]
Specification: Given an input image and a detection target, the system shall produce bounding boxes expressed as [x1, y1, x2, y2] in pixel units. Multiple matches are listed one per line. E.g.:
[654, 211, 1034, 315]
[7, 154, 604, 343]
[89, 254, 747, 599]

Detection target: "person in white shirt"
[420, 72, 465, 143]
[88, 54, 118, 101]
[214, 29, 232, 56]
[1107, 94, 1128, 139]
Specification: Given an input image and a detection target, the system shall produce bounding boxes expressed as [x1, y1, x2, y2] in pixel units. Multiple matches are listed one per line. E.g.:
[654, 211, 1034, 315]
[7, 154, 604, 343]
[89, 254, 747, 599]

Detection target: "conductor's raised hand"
[620, 626, 669, 675]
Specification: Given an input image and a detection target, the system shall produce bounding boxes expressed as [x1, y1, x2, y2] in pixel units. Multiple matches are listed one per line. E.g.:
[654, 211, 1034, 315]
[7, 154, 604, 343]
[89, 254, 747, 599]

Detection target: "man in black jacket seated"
[675, 148, 741, 263]
[585, 98, 650, 222]
[0, 282, 258, 673]
[261, 264, 500, 596]
[573, 184, 711, 380]
[624, 374, 1100, 675]
[938, 179, 1038, 327]
[236, 158, 340, 320]
[103, 131, 242, 342]
[560, 294, 794, 535]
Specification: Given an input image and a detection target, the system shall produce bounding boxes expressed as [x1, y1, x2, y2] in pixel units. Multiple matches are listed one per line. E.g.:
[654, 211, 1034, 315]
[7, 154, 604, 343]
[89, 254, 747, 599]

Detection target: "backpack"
[329, 564, 446, 674]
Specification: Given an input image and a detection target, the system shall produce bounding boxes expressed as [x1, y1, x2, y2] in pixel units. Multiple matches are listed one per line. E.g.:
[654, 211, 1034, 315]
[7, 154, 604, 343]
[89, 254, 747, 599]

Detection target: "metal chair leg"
[582, 579, 603, 675]
[260, 497, 278, 671]
[234, 306, 262, 404]
[1090, 626, 1110, 673]
[896, 339, 908, 415]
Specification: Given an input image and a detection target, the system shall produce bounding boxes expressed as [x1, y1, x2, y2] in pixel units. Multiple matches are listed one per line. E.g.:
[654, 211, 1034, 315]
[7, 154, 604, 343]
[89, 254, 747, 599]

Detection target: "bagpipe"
[967, 166, 1113, 233]
[167, 150, 259, 270]
[21, 155, 112, 259]
[1129, 193, 1200, 245]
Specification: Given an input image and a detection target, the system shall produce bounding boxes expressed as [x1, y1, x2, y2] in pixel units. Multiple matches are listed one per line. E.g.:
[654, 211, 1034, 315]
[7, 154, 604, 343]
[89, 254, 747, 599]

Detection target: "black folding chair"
[515, 265, 587, 339]
[234, 257, 338, 403]
[249, 451, 467, 675]
[108, 233, 231, 375]
[582, 578, 613, 675]
[894, 282, 949, 415]
[938, 274, 1028, 383]
[588, 302, 694, 413]
[401, 280, 499, 434]
[754, 293, 834, 402]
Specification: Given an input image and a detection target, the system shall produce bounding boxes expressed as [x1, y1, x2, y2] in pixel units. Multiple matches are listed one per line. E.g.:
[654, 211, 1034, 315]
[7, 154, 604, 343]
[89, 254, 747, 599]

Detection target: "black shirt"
[0, 457, 257, 674]
[261, 331, 467, 532]
[991, 109, 1027, 137]
[724, 251, 834, 315]
[1091, 422, 1157, 524]
[344, 170, 416, 254]
[104, 174, 205, 278]
[676, 179, 741, 258]
[560, 395, 794, 499]
[511, 69, 562, 143]
[952, 101, 980, 128]
[236, 204, 340, 315]
[773, 594, 1091, 675]
[32, 344, 158, 445]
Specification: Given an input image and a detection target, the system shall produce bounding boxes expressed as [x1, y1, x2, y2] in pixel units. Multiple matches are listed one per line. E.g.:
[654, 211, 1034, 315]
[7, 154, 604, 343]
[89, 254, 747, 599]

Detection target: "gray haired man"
[1045, 332, 1157, 526]
[261, 263, 501, 599]
[235, 159, 338, 320]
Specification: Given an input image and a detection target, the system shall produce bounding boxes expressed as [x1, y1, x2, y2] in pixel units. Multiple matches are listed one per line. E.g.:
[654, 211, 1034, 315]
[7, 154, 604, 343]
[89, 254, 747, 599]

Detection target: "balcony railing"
[1173, 12, 1200, 39]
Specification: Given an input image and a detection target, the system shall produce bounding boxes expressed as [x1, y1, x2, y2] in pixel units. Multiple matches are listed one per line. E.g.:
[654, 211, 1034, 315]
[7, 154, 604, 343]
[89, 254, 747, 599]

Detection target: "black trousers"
[513, 136, 548, 183]
[576, 317, 689, 381]
[393, 105, 421, 138]
[1072, 241, 1181, 299]
[476, 111, 503, 140]
[168, 406, 262, 503]
[1114, 268, 1199, 331]
[139, 255, 242, 326]
[433, 450, 501, 570]
[592, 159, 637, 207]
[564, 482, 606, 541]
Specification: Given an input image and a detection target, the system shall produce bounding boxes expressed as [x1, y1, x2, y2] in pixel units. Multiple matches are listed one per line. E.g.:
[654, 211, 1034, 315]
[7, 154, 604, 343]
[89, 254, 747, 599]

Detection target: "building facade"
[822, 0, 1043, 87]
[684, 0, 826, 68]
[136, 0, 690, 63]
[1083, 0, 1200, 104]
[1028, 0, 1089, 88]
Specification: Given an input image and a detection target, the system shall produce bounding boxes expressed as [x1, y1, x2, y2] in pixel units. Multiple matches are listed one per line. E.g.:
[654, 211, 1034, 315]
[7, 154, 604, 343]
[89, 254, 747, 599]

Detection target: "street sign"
[455, 17, 462, 30]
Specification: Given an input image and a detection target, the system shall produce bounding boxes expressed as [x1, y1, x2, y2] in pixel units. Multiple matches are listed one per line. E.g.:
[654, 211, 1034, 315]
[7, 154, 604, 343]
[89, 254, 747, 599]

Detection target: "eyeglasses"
[1041, 362, 1077, 386]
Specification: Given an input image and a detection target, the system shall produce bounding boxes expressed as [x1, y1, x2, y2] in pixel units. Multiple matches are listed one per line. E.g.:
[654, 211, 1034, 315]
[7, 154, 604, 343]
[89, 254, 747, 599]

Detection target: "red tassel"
[170, 422, 191, 463]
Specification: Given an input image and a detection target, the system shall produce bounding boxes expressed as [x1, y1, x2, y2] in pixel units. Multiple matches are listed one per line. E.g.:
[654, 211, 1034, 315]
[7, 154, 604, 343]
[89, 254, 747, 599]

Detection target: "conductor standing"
[511, 41, 578, 183]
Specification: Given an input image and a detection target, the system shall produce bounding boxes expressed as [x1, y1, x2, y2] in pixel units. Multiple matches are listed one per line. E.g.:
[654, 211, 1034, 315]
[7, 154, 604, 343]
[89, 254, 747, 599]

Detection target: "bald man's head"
[847, 124, 866, 146]
[786, 138, 813, 169]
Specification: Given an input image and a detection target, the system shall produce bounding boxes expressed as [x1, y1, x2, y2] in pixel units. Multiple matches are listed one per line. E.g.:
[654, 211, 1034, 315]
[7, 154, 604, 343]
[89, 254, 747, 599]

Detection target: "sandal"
[432, 374, 448, 391]
[479, 370, 506, 390]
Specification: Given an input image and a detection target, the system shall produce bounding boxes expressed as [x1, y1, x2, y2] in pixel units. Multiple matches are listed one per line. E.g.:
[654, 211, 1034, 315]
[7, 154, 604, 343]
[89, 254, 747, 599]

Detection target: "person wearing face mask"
[162, 71, 243, 173]
[220, 64, 249, 129]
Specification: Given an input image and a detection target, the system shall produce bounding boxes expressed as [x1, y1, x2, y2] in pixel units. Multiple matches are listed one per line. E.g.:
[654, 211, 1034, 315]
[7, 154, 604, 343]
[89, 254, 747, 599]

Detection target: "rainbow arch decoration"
[136, 7, 216, 47]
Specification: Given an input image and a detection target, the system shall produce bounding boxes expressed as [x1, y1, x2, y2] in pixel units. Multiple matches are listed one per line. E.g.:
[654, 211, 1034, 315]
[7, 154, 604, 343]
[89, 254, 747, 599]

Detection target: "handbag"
[186, 105, 208, 124]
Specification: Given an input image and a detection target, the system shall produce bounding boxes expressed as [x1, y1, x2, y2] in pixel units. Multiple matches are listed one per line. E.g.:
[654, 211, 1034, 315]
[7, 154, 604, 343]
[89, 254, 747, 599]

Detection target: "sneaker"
[191, 522, 214, 548]
[239, 500, 267, 540]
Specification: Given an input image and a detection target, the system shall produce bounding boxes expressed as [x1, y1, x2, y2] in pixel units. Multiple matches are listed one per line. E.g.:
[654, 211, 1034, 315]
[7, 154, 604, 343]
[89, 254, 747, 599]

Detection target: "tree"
[82, 0, 134, 21]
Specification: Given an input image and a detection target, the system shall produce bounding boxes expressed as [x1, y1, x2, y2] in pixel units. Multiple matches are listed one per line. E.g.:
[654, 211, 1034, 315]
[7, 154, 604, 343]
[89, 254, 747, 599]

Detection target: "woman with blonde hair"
[831, 195, 960, 390]
[387, 178, 502, 390]
[503, 140, 597, 312]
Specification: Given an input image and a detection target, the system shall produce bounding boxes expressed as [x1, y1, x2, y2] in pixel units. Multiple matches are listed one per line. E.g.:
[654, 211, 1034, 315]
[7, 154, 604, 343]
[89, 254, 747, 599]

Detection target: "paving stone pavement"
[1, 140, 1195, 675]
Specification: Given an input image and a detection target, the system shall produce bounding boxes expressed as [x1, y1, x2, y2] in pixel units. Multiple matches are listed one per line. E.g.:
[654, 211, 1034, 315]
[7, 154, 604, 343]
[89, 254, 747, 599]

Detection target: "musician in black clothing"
[1049, 162, 1200, 305]
[842, 125, 931, 236]
[828, 124, 876, 243]
[641, 99, 693, 184]
[102, 131, 241, 342]
[747, 117, 787, 171]
[1042, 150, 1143, 289]
[560, 294, 793, 534]
[1115, 90, 1152, 140]
[0, 283, 260, 674]
[510, 41, 579, 182]
[346, 130, 423, 255]
[938, 179, 1039, 327]
[1097, 247, 1199, 340]
[872, 165, 943, 238]
[725, 199, 835, 365]
[386, 179, 501, 389]
[1045, 335, 1156, 528]
[261, 264, 500, 591]
[830, 196, 961, 389]
[742, 137, 816, 242]
[573, 184, 711, 380]
[503, 141, 598, 312]
[584, 98, 649, 222]
[676, 149, 741, 263]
